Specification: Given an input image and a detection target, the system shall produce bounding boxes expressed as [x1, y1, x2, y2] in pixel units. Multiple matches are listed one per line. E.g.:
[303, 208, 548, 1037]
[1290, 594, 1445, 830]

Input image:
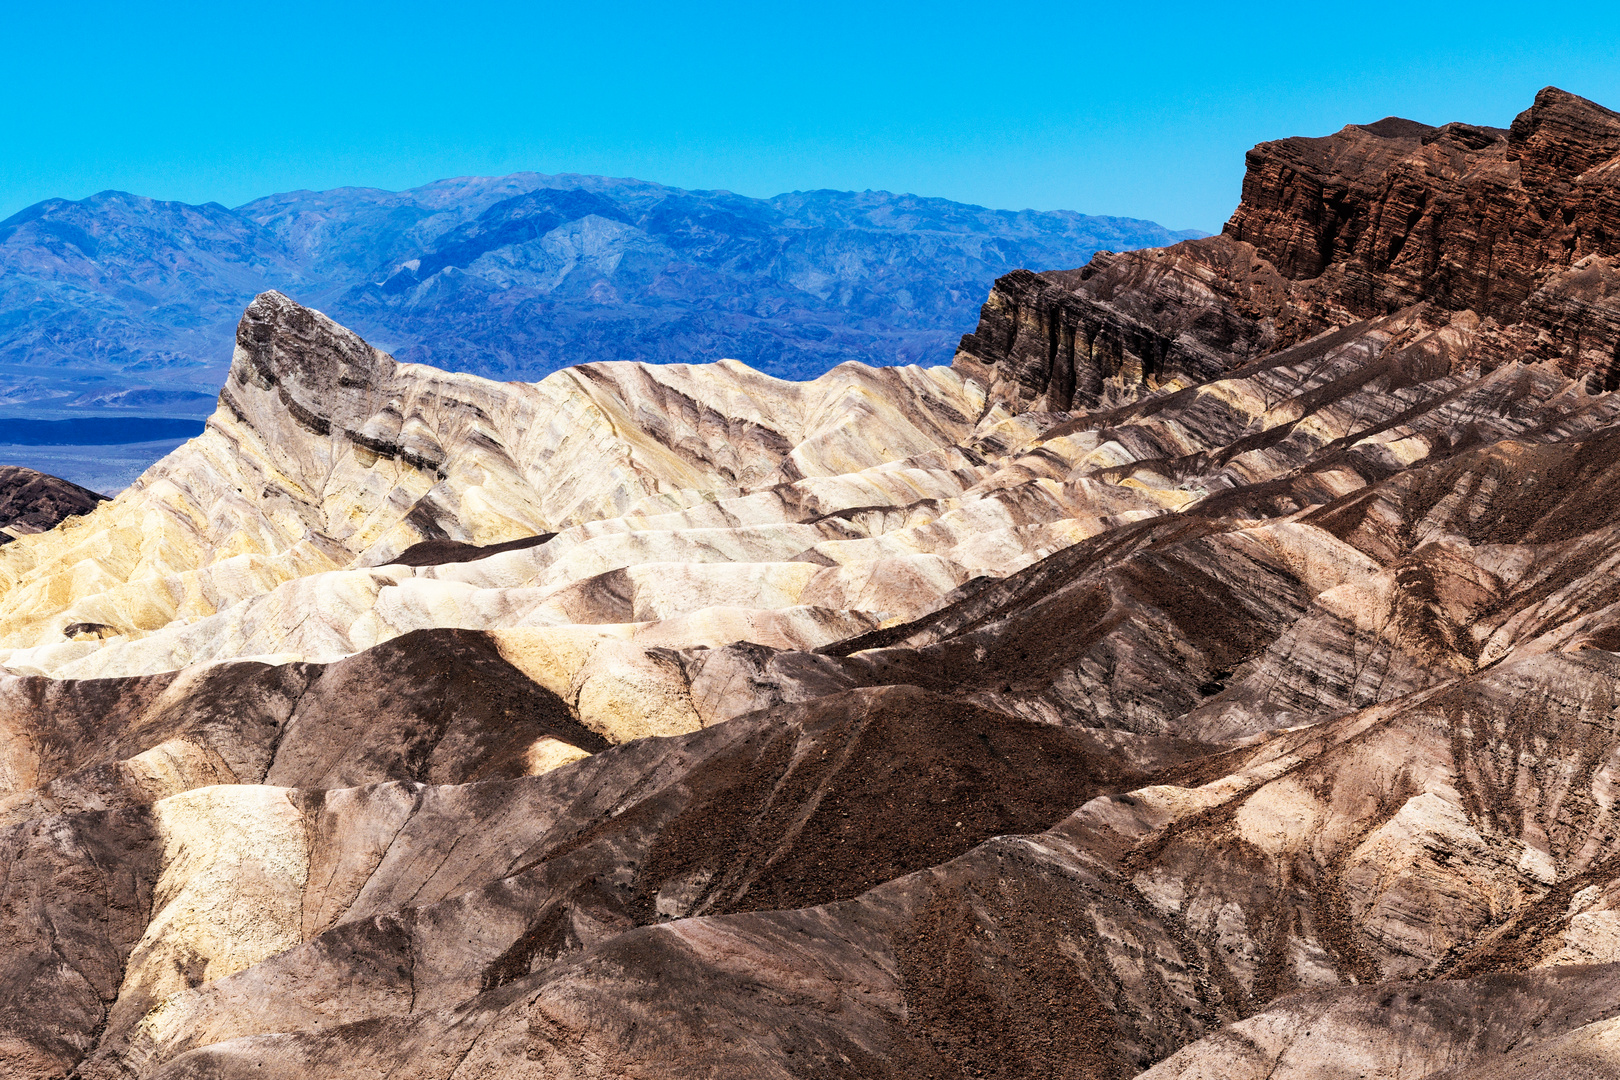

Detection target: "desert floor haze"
[8, 85, 1620, 1080]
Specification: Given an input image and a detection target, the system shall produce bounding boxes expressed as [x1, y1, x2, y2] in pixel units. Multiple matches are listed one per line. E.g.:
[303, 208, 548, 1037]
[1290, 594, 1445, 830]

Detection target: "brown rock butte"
[6, 87, 1620, 1079]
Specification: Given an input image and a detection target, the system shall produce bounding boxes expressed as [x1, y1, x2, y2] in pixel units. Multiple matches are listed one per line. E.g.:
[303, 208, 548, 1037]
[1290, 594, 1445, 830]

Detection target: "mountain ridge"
[0, 175, 1200, 491]
[0, 174, 1202, 394]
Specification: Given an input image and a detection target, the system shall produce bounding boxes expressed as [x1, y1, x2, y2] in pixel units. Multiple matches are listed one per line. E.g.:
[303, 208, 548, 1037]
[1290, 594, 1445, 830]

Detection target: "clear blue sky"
[5, 1, 1620, 233]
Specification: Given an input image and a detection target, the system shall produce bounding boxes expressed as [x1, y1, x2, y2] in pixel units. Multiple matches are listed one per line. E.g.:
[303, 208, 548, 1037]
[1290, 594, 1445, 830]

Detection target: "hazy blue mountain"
[0, 174, 1202, 489]
[3, 173, 1202, 397]
[0, 192, 307, 388]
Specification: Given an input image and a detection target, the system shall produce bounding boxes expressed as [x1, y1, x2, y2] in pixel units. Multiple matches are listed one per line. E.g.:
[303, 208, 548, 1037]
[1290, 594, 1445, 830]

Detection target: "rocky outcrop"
[956, 87, 1620, 416]
[950, 240, 1321, 414]
[0, 464, 105, 536]
[1226, 88, 1620, 321]
[13, 87, 1620, 1080]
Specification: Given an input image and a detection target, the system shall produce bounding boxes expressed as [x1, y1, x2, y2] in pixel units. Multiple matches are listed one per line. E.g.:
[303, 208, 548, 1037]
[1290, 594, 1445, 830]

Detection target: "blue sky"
[4, 1, 1620, 232]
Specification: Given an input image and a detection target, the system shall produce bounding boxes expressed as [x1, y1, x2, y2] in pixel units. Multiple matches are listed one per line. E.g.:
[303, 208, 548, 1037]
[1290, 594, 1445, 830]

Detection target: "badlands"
[6, 86, 1620, 1078]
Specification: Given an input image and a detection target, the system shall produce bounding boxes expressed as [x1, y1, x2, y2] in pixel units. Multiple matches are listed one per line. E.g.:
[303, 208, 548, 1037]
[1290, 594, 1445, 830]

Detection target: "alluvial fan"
[7, 87, 1620, 1079]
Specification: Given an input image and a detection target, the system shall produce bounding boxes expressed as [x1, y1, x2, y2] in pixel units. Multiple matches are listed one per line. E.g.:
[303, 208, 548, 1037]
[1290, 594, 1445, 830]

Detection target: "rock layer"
[6, 87, 1620, 1079]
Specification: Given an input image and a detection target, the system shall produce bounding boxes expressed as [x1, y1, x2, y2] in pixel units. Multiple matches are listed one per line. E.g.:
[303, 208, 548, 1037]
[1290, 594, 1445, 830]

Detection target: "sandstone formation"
[6, 87, 1620, 1079]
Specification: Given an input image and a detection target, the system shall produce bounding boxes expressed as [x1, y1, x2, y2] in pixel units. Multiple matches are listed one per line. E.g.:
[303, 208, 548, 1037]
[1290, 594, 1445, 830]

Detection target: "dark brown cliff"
[958, 87, 1620, 412]
[950, 240, 1321, 414]
[1225, 86, 1620, 320]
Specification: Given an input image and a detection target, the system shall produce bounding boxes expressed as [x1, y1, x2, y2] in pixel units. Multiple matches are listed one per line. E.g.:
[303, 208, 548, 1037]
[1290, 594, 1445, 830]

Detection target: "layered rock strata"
[6, 87, 1620, 1079]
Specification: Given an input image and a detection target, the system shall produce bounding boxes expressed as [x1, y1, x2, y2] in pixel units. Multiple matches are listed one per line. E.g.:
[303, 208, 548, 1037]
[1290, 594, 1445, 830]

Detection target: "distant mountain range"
[0, 174, 1203, 411]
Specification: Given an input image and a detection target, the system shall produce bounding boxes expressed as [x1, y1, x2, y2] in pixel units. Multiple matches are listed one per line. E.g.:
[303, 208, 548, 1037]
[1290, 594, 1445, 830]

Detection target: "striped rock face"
[9, 88, 1620, 1080]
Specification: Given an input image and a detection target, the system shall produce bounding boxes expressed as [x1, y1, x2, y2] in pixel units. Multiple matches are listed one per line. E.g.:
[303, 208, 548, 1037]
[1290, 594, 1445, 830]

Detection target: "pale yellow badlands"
[0, 293, 1448, 750]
